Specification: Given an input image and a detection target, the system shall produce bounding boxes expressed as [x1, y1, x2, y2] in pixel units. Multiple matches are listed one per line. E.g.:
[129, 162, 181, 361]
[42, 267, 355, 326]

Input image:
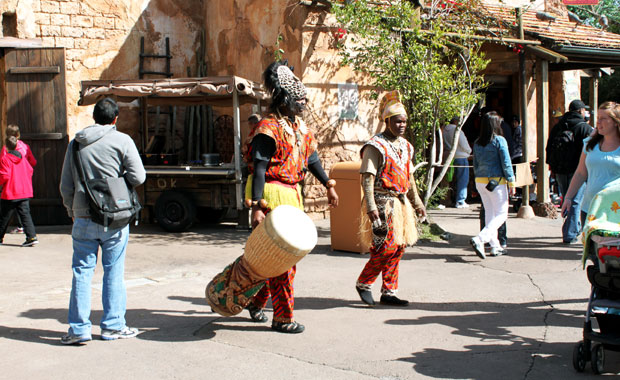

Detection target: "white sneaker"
[60, 333, 92, 345]
[490, 247, 507, 257]
[455, 202, 470, 209]
[470, 236, 485, 259]
[101, 326, 139, 340]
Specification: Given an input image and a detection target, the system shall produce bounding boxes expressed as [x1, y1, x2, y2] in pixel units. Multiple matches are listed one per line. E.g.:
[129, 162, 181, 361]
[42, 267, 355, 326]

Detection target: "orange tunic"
[244, 115, 316, 185]
[362, 134, 413, 194]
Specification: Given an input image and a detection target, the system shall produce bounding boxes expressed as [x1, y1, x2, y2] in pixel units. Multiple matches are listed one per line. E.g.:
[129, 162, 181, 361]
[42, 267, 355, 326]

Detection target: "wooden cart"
[79, 76, 268, 231]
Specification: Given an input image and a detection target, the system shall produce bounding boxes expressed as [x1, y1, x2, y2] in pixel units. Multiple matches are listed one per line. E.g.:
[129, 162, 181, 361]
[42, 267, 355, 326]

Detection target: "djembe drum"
[205, 205, 318, 316]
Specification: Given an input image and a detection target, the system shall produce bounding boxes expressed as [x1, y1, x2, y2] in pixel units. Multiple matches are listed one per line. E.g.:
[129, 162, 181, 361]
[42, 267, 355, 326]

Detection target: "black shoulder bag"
[72, 141, 141, 230]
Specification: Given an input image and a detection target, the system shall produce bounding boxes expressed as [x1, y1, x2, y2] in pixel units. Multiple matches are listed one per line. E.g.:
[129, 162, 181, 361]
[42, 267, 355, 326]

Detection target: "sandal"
[247, 305, 268, 323]
[271, 321, 305, 334]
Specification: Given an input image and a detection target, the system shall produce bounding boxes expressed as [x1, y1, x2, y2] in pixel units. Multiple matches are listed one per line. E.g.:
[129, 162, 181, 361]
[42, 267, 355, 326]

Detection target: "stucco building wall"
[2, 0, 593, 214]
[205, 1, 379, 214]
[3, 0, 203, 138]
[0, 0, 38, 39]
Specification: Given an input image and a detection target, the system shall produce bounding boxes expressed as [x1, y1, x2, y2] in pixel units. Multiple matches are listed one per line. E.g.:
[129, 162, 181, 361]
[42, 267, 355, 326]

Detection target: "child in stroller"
[573, 182, 620, 374]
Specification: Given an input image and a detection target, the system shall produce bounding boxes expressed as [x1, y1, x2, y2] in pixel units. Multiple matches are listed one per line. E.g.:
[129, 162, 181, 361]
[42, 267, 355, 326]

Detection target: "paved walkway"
[0, 205, 613, 379]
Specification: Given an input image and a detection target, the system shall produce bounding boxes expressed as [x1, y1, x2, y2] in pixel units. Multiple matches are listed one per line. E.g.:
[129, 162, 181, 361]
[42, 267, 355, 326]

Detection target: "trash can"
[329, 161, 370, 253]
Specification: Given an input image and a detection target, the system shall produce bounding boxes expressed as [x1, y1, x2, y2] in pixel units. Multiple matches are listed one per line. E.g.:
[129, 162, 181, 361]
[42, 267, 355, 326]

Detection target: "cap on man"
[569, 99, 587, 114]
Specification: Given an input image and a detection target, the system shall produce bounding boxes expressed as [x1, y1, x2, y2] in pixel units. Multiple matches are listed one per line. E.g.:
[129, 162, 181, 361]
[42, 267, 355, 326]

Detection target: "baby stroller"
[573, 183, 620, 374]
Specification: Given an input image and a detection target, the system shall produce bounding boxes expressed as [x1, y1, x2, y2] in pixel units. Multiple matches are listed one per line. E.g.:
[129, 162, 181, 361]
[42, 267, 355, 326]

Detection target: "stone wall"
[301, 10, 380, 214]
[205, 1, 379, 216]
[26, 0, 203, 138]
[0, 0, 37, 39]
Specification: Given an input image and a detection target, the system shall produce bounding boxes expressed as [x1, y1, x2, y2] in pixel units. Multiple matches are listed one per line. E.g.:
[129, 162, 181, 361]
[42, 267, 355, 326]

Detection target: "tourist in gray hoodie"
[59, 97, 146, 345]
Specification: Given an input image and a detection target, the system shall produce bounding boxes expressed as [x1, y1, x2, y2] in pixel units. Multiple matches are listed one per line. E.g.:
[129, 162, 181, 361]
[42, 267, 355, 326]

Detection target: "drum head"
[267, 205, 318, 254]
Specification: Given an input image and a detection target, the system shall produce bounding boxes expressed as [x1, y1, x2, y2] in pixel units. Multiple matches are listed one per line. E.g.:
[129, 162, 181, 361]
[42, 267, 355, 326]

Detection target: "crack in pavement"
[523, 273, 555, 380]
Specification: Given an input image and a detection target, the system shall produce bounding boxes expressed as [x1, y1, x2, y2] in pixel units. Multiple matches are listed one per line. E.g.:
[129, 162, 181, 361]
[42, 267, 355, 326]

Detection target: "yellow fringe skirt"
[245, 174, 304, 211]
[360, 194, 418, 248]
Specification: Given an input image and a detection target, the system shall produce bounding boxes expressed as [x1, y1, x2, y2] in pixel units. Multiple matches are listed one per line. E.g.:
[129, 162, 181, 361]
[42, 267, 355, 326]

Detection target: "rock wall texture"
[0, 0, 38, 39]
[12, 0, 203, 137]
[205, 1, 379, 215]
[2, 0, 581, 216]
[3, 0, 374, 216]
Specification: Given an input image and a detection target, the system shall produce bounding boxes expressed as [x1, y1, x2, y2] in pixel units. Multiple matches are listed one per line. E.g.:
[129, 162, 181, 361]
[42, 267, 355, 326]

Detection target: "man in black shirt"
[546, 99, 593, 244]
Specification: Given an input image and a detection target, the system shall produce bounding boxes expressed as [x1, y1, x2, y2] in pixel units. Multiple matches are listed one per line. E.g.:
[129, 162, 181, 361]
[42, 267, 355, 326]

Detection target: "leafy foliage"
[568, 0, 620, 34]
[569, 0, 620, 104]
[332, 0, 500, 204]
[274, 34, 285, 61]
[599, 72, 620, 103]
[568, 0, 620, 103]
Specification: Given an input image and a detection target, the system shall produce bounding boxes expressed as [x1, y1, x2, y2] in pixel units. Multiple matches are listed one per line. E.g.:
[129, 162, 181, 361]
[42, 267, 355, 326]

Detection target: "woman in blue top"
[470, 112, 516, 259]
[561, 101, 620, 228]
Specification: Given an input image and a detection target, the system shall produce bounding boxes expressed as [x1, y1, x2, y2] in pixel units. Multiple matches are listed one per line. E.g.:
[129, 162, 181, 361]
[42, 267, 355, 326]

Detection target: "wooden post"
[0, 49, 6, 141]
[232, 87, 242, 211]
[536, 58, 550, 204]
[140, 99, 148, 153]
[589, 70, 599, 129]
[516, 7, 534, 218]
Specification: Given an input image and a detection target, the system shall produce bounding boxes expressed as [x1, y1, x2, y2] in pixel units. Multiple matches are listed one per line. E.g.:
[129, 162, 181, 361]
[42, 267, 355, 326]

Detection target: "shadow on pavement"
[0, 325, 69, 346]
[385, 298, 601, 378]
[400, 342, 575, 380]
[8, 293, 418, 344]
[406, 232, 582, 262]
[7, 296, 588, 357]
[129, 224, 250, 247]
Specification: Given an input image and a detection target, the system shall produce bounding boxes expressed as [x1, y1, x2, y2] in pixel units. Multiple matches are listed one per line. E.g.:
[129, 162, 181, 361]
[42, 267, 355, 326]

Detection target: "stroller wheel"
[591, 344, 605, 374]
[572, 342, 587, 372]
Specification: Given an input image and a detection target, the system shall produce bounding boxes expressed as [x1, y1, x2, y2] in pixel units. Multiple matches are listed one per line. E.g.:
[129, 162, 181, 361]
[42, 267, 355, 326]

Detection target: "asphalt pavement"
[0, 204, 613, 379]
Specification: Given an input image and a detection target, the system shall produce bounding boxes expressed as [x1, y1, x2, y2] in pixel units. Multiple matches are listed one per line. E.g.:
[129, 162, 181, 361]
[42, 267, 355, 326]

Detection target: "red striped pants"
[251, 265, 296, 323]
[357, 228, 404, 295]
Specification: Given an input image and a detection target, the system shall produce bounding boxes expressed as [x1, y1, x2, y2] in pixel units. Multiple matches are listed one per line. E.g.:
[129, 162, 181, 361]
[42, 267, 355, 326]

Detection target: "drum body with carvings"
[205, 205, 318, 316]
[205, 256, 266, 317]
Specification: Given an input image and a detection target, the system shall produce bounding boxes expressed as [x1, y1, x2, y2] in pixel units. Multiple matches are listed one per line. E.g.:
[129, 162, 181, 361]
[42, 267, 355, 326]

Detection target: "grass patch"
[417, 221, 449, 242]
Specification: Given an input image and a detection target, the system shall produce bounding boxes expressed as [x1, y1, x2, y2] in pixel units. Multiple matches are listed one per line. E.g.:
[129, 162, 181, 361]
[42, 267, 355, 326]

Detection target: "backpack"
[72, 142, 142, 230]
[546, 123, 576, 174]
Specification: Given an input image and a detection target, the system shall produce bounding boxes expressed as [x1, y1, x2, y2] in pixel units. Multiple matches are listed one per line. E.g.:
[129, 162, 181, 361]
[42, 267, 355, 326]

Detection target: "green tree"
[568, 0, 620, 33]
[570, 0, 620, 104]
[333, 0, 510, 205]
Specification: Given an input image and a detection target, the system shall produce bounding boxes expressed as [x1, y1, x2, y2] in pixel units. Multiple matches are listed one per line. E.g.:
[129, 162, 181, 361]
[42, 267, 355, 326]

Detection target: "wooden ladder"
[139, 37, 176, 155]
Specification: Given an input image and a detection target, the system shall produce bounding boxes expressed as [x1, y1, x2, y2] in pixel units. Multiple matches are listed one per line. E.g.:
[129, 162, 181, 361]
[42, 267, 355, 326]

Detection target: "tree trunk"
[423, 103, 477, 206]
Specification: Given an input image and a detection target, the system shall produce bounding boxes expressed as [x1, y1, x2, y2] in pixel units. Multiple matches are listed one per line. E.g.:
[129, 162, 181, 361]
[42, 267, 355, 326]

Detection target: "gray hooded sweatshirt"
[60, 124, 146, 219]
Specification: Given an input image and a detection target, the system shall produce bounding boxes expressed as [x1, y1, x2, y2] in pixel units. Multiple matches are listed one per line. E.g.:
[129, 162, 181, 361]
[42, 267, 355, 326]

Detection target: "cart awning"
[79, 76, 269, 106]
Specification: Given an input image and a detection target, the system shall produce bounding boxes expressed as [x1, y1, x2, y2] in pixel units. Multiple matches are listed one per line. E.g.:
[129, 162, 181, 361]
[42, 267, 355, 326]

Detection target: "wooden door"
[2, 47, 71, 225]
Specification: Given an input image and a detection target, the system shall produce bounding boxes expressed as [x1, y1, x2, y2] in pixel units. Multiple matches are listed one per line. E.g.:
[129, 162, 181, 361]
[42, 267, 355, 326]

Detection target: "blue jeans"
[68, 218, 130, 336]
[454, 158, 469, 205]
[556, 173, 586, 242]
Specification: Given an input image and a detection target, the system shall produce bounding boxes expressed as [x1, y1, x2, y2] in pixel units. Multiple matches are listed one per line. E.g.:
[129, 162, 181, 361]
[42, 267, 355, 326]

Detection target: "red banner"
[563, 0, 598, 4]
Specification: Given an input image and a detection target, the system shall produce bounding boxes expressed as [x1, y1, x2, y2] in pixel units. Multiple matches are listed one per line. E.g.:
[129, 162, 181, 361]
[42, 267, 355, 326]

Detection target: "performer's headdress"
[379, 90, 407, 122]
[263, 60, 307, 113]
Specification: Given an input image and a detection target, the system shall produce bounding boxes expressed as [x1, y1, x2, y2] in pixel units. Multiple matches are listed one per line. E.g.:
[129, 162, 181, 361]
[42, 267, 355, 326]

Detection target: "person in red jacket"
[0, 135, 38, 246]
[0, 125, 36, 234]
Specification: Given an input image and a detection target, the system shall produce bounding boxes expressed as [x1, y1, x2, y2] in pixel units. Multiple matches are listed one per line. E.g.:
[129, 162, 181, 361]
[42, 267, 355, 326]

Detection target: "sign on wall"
[338, 83, 359, 120]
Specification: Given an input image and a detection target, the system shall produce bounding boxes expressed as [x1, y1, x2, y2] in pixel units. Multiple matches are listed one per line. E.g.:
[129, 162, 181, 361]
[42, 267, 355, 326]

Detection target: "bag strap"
[72, 141, 110, 227]
[72, 141, 96, 199]
[72, 141, 140, 228]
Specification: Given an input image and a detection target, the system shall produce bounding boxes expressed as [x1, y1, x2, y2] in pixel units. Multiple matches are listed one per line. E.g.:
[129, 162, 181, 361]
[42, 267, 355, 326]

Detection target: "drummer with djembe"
[240, 60, 338, 334]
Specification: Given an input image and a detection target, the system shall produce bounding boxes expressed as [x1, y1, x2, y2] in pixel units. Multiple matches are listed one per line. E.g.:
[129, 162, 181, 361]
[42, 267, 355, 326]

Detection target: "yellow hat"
[379, 90, 407, 121]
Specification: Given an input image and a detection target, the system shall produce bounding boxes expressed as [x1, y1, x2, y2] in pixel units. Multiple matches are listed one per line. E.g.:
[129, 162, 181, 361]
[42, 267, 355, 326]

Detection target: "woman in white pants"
[470, 111, 516, 259]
